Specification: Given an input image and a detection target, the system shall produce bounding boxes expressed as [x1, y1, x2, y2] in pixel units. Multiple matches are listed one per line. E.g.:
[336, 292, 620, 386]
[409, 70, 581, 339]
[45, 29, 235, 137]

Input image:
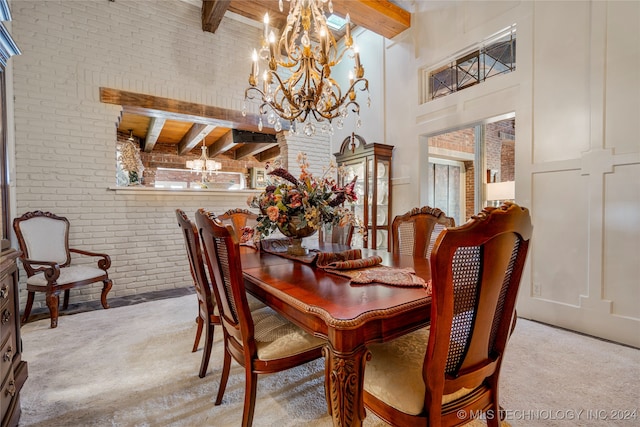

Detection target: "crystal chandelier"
[244, 0, 369, 137]
[186, 138, 222, 180]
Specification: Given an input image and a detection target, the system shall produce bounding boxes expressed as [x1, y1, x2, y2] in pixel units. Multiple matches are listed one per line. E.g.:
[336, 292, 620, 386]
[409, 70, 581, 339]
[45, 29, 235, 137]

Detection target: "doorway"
[426, 114, 515, 224]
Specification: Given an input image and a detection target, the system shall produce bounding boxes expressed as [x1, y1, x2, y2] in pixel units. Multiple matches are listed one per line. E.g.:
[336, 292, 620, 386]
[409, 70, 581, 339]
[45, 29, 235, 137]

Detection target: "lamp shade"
[486, 181, 515, 201]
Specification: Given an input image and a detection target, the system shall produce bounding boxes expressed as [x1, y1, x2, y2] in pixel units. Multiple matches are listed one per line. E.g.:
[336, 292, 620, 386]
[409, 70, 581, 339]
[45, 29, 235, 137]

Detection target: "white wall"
[383, 0, 640, 346]
[9, 0, 329, 308]
[331, 28, 386, 152]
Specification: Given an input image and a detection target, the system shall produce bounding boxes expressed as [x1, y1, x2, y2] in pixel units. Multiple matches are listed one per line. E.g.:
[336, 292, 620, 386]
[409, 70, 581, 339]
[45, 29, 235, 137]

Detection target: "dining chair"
[363, 202, 533, 426]
[13, 210, 113, 328]
[195, 208, 325, 427]
[391, 206, 455, 258]
[219, 208, 259, 247]
[176, 209, 221, 378]
[218, 208, 258, 230]
[318, 222, 354, 246]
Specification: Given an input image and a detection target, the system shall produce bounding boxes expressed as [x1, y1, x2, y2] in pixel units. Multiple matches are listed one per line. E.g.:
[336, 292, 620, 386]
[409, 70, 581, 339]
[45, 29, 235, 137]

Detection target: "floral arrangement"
[119, 139, 145, 184]
[249, 153, 358, 237]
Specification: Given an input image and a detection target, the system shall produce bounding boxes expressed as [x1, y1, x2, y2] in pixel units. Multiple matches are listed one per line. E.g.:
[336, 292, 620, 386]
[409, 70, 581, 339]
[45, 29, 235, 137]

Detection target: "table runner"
[260, 238, 318, 264]
[316, 249, 430, 290]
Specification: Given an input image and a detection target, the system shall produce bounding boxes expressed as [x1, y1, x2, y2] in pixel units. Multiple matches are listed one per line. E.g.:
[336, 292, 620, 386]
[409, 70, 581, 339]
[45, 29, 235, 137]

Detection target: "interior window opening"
[426, 115, 515, 224]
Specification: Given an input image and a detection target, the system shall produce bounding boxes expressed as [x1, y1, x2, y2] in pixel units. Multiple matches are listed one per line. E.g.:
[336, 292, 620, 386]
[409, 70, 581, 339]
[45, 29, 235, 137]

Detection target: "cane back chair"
[176, 209, 220, 378]
[13, 211, 113, 328]
[391, 206, 455, 258]
[363, 202, 533, 426]
[195, 208, 324, 427]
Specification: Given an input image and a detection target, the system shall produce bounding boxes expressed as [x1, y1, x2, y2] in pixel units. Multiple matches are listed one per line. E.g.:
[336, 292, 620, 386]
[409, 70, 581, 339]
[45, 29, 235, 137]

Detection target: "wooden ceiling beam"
[255, 144, 281, 162]
[208, 130, 239, 157]
[178, 123, 217, 155]
[234, 141, 279, 160]
[224, 0, 410, 40]
[142, 117, 166, 152]
[202, 0, 231, 33]
[333, 0, 410, 40]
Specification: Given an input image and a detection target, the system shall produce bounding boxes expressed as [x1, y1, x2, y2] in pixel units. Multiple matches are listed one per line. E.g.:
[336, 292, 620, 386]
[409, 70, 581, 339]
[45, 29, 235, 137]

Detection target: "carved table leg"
[323, 343, 372, 427]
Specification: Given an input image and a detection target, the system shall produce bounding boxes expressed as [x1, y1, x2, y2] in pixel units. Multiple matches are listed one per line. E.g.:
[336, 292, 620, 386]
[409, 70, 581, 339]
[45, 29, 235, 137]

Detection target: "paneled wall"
[384, 0, 640, 346]
[9, 0, 330, 309]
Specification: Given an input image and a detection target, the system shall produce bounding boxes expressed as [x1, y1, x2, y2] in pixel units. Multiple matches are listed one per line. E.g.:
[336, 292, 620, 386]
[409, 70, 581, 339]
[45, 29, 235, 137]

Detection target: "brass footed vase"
[277, 220, 317, 256]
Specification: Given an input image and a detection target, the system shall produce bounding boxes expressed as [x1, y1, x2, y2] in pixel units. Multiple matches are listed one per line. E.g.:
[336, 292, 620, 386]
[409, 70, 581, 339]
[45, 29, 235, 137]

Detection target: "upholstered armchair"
[13, 211, 112, 328]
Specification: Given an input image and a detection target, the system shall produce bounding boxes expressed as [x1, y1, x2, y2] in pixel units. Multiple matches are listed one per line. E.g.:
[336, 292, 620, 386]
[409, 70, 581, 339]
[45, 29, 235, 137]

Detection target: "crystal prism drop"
[301, 31, 310, 47]
[258, 117, 263, 131]
[279, 0, 283, 12]
[275, 119, 282, 132]
[367, 96, 371, 108]
[336, 118, 344, 130]
[242, 102, 247, 117]
[267, 111, 276, 125]
[340, 107, 348, 118]
[356, 117, 362, 128]
[303, 122, 316, 137]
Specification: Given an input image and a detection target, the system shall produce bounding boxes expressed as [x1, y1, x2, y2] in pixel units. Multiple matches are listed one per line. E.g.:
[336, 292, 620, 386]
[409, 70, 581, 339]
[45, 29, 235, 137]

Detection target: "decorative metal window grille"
[422, 25, 516, 103]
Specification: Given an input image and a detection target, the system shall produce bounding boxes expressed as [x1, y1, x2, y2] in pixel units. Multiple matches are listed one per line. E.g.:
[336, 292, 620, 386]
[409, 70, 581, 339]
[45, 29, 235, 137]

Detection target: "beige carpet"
[17, 295, 639, 426]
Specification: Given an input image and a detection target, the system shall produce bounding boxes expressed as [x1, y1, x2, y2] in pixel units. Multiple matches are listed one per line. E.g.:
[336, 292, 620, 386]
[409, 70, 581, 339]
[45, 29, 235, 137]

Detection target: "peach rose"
[266, 206, 280, 221]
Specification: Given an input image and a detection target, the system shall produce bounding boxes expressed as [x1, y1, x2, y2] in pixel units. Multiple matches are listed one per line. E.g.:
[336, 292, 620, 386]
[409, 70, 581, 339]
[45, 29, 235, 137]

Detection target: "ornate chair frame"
[176, 209, 220, 378]
[195, 208, 324, 427]
[363, 202, 533, 426]
[13, 211, 112, 328]
[391, 206, 455, 258]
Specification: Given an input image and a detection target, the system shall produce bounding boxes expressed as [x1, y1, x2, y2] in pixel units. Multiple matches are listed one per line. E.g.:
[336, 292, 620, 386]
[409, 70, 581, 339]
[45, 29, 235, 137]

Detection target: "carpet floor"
[17, 295, 639, 426]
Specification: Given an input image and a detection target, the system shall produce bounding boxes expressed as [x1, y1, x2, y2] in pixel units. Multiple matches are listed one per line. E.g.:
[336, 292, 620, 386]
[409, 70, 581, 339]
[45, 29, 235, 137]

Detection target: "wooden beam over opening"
[100, 87, 283, 134]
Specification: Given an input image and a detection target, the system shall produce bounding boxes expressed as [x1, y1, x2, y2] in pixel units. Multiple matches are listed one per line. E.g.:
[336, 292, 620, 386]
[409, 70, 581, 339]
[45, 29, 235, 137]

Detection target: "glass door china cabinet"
[335, 135, 393, 250]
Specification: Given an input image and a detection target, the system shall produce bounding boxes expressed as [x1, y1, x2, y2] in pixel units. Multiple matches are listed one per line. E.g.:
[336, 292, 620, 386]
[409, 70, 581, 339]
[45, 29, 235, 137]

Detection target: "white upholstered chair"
[13, 211, 112, 328]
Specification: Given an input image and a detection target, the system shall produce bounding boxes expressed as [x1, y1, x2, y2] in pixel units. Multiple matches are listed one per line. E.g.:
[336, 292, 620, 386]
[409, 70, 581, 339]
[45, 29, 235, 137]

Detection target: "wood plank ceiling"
[113, 0, 410, 161]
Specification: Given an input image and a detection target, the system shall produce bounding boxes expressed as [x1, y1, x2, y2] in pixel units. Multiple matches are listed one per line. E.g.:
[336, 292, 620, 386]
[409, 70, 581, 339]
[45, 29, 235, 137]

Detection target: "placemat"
[316, 249, 429, 290]
[326, 265, 429, 289]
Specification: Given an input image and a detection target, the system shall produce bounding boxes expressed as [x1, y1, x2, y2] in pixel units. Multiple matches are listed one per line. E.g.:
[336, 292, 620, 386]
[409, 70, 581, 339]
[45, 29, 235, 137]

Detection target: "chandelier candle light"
[186, 138, 222, 183]
[244, 0, 369, 137]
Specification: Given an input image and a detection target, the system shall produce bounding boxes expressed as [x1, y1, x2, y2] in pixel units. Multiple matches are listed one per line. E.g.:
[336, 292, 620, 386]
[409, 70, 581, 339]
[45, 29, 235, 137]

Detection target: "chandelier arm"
[271, 70, 304, 110]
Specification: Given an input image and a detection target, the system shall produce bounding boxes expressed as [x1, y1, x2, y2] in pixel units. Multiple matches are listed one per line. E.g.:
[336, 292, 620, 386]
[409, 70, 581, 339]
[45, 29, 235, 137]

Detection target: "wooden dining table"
[240, 241, 432, 427]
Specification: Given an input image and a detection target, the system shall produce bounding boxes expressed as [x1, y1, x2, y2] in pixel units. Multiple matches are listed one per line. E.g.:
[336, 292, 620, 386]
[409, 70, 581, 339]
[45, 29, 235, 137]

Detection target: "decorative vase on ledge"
[278, 220, 317, 256]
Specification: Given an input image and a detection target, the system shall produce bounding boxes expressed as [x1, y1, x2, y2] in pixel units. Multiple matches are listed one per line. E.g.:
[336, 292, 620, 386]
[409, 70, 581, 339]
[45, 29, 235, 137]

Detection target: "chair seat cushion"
[247, 293, 266, 311]
[251, 306, 324, 361]
[364, 327, 472, 415]
[26, 265, 106, 287]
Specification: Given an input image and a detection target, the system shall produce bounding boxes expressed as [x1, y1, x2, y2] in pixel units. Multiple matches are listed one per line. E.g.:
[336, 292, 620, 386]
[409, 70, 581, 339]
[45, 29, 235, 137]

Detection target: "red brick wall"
[429, 118, 515, 220]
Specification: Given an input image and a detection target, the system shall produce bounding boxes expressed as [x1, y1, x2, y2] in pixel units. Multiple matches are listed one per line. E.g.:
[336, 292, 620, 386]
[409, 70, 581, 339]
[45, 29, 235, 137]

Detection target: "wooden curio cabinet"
[335, 135, 393, 250]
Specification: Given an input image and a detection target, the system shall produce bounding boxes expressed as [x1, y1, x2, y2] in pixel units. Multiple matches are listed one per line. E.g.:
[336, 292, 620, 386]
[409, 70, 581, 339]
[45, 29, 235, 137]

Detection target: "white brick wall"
[10, 0, 331, 309]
